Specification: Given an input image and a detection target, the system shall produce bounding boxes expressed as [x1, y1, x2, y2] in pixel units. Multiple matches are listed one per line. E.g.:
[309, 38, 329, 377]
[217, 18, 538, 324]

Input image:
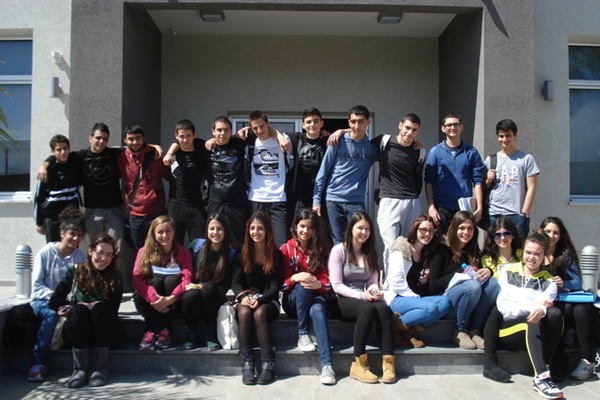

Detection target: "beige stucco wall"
[0, 0, 72, 285]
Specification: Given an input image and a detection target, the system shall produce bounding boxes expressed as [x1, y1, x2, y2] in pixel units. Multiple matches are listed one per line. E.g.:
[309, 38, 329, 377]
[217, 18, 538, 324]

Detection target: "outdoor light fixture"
[200, 10, 225, 22]
[377, 12, 402, 24]
[51, 51, 61, 64]
[50, 77, 60, 98]
[543, 80, 554, 101]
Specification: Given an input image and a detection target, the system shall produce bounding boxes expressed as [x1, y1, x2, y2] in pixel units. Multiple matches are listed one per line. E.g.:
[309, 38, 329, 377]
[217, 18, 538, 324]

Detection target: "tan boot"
[349, 354, 378, 383]
[381, 355, 396, 384]
[401, 331, 425, 348]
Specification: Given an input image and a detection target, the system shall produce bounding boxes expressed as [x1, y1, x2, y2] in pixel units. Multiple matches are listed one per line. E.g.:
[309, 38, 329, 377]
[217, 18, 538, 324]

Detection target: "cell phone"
[369, 288, 379, 296]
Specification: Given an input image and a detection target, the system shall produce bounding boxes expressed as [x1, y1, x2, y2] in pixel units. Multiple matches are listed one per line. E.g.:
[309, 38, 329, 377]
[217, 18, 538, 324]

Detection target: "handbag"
[50, 274, 78, 351]
[216, 289, 254, 350]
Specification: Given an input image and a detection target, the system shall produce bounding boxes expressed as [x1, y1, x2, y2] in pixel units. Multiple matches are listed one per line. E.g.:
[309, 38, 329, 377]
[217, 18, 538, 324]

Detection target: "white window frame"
[0, 37, 32, 203]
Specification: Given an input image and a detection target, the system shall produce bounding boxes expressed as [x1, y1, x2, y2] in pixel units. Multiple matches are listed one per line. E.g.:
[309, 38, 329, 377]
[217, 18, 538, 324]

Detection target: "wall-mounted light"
[377, 13, 402, 24]
[51, 51, 61, 64]
[200, 10, 225, 22]
[542, 80, 554, 101]
[50, 77, 60, 98]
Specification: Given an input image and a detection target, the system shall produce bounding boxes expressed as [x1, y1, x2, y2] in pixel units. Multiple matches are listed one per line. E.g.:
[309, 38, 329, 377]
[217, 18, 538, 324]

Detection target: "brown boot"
[381, 355, 396, 384]
[401, 331, 425, 348]
[349, 354, 378, 384]
[393, 331, 410, 348]
[391, 313, 411, 334]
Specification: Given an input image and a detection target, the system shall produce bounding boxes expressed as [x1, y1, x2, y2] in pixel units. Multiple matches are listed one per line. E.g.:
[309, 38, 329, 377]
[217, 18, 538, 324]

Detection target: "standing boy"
[118, 124, 170, 250]
[34, 135, 82, 243]
[375, 113, 426, 248]
[424, 114, 485, 235]
[312, 105, 375, 244]
[484, 119, 539, 237]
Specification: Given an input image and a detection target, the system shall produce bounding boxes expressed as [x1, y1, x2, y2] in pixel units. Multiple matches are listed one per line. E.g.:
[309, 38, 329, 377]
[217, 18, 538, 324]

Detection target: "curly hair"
[75, 233, 119, 300]
[482, 218, 522, 266]
[291, 208, 331, 274]
[343, 212, 379, 274]
[241, 211, 278, 276]
[195, 213, 231, 283]
[447, 211, 480, 266]
[138, 215, 178, 279]
[406, 215, 440, 267]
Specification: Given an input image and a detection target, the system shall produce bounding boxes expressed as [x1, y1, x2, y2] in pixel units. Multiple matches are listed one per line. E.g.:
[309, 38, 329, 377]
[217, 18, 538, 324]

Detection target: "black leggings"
[484, 305, 563, 375]
[65, 302, 118, 349]
[237, 302, 279, 347]
[331, 297, 393, 357]
[134, 274, 181, 333]
[556, 301, 594, 362]
[180, 281, 224, 329]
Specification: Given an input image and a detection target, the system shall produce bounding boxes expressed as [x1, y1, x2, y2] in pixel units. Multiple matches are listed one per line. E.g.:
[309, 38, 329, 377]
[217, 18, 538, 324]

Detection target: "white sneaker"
[297, 334, 316, 352]
[532, 372, 563, 399]
[320, 365, 336, 385]
[570, 358, 595, 380]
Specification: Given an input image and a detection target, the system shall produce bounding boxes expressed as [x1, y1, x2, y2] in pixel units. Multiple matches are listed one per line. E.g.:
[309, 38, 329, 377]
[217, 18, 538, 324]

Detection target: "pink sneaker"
[155, 329, 172, 350]
[27, 364, 47, 382]
[139, 331, 156, 351]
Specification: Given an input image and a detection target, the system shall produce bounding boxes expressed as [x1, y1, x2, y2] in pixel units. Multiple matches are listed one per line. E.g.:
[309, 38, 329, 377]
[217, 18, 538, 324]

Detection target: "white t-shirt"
[248, 137, 286, 202]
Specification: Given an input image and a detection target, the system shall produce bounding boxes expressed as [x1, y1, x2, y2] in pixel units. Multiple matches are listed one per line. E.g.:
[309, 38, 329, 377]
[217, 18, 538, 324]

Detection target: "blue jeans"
[326, 201, 365, 245]
[444, 277, 500, 332]
[282, 285, 332, 366]
[389, 295, 452, 327]
[31, 299, 58, 365]
[490, 214, 530, 239]
[129, 211, 166, 250]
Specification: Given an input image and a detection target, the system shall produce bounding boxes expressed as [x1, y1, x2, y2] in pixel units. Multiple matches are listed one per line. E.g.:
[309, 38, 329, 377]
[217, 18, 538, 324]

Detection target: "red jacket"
[280, 239, 331, 296]
[118, 145, 170, 216]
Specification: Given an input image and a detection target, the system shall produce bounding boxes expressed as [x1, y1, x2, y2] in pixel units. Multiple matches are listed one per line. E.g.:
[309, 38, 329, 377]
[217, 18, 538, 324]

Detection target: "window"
[0, 39, 32, 193]
[569, 45, 600, 201]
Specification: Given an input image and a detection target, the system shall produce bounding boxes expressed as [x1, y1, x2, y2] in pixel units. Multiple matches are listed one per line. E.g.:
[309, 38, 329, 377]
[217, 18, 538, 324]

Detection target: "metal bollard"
[580, 245, 599, 294]
[15, 244, 33, 299]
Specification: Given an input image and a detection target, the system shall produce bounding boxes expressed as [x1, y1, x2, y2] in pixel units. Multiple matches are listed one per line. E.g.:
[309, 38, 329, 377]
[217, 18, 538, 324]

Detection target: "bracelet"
[520, 212, 529, 217]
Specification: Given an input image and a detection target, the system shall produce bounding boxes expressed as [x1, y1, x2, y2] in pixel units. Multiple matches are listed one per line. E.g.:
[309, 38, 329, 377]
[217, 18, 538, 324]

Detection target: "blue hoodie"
[313, 133, 376, 205]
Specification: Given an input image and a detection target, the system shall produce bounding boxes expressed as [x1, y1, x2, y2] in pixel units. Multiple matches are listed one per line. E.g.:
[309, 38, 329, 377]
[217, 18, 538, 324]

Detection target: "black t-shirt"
[288, 132, 327, 205]
[208, 138, 248, 204]
[74, 148, 123, 208]
[378, 137, 423, 199]
[169, 139, 208, 204]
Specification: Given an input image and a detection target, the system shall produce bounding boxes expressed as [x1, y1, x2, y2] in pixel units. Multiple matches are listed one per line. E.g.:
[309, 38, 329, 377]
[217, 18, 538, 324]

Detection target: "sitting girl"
[329, 212, 395, 384]
[481, 218, 523, 277]
[232, 211, 283, 385]
[49, 233, 123, 388]
[382, 215, 452, 348]
[542, 216, 596, 380]
[181, 213, 237, 350]
[133, 215, 192, 350]
[281, 208, 335, 385]
[483, 230, 564, 399]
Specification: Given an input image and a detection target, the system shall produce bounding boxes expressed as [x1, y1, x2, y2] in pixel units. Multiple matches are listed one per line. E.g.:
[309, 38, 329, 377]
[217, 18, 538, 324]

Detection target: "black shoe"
[257, 361, 276, 385]
[483, 366, 511, 383]
[241, 362, 256, 385]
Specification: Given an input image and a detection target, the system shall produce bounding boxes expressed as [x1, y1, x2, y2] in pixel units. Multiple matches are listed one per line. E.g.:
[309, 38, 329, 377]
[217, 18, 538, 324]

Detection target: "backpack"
[478, 153, 498, 230]
[2, 303, 41, 353]
[374, 134, 426, 203]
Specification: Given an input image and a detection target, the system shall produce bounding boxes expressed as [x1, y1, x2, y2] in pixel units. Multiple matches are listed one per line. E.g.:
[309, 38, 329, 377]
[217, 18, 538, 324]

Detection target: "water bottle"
[461, 263, 478, 279]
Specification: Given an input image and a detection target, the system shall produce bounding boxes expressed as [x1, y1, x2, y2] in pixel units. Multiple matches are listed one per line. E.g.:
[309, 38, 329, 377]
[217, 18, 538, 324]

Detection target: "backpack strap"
[191, 238, 207, 264]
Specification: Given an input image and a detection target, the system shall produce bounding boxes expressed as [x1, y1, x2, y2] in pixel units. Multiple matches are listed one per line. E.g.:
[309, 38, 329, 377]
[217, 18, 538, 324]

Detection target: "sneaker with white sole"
[27, 364, 47, 382]
[320, 364, 336, 385]
[297, 334, 316, 352]
[532, 372, 564, 399]
[570, 358, 595, 380]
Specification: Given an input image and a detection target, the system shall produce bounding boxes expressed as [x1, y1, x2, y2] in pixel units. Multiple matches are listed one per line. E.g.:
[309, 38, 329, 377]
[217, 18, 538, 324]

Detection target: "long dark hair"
[540, 216, 580, 276]
[483, 218, 523, 266]
[344, 212, 379, 274]
[406, 215, 440, 266]
[291, 208, 331, 274]
[447, 211, 480, 266]
[241, 211, 277, 276]
[76, 234, 119, 300]
[195, 213, 231, 283]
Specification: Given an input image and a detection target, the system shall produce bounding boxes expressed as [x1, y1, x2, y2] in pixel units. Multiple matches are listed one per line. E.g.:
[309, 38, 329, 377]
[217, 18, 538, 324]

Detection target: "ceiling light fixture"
[377, 13, 402, 24]
[200, 10, 225, 22]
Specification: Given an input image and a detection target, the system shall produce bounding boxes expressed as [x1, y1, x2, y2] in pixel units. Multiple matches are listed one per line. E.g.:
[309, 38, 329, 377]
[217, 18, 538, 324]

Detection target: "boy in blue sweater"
[312, 105, 375, 244]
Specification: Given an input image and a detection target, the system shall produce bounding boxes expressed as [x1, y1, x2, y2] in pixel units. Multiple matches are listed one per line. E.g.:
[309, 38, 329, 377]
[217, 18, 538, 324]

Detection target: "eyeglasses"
[443, 123, 461, 128]
[492, 231, 513, 240]
[95, 249, 115, 259]
[418, 227, 437, 235]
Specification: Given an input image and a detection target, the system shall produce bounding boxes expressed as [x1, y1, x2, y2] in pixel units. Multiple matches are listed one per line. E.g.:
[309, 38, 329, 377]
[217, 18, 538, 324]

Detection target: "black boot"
[89, 346, 109, 387]
[240, 345, 256, 385]
[257, 344, 276, 385]
[483, 353, 511, 383]
[68, 347, 90, 388]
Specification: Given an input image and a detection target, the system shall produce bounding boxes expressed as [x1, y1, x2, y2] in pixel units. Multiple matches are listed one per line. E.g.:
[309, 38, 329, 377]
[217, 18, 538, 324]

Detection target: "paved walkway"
[1, 371, 599, 400]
